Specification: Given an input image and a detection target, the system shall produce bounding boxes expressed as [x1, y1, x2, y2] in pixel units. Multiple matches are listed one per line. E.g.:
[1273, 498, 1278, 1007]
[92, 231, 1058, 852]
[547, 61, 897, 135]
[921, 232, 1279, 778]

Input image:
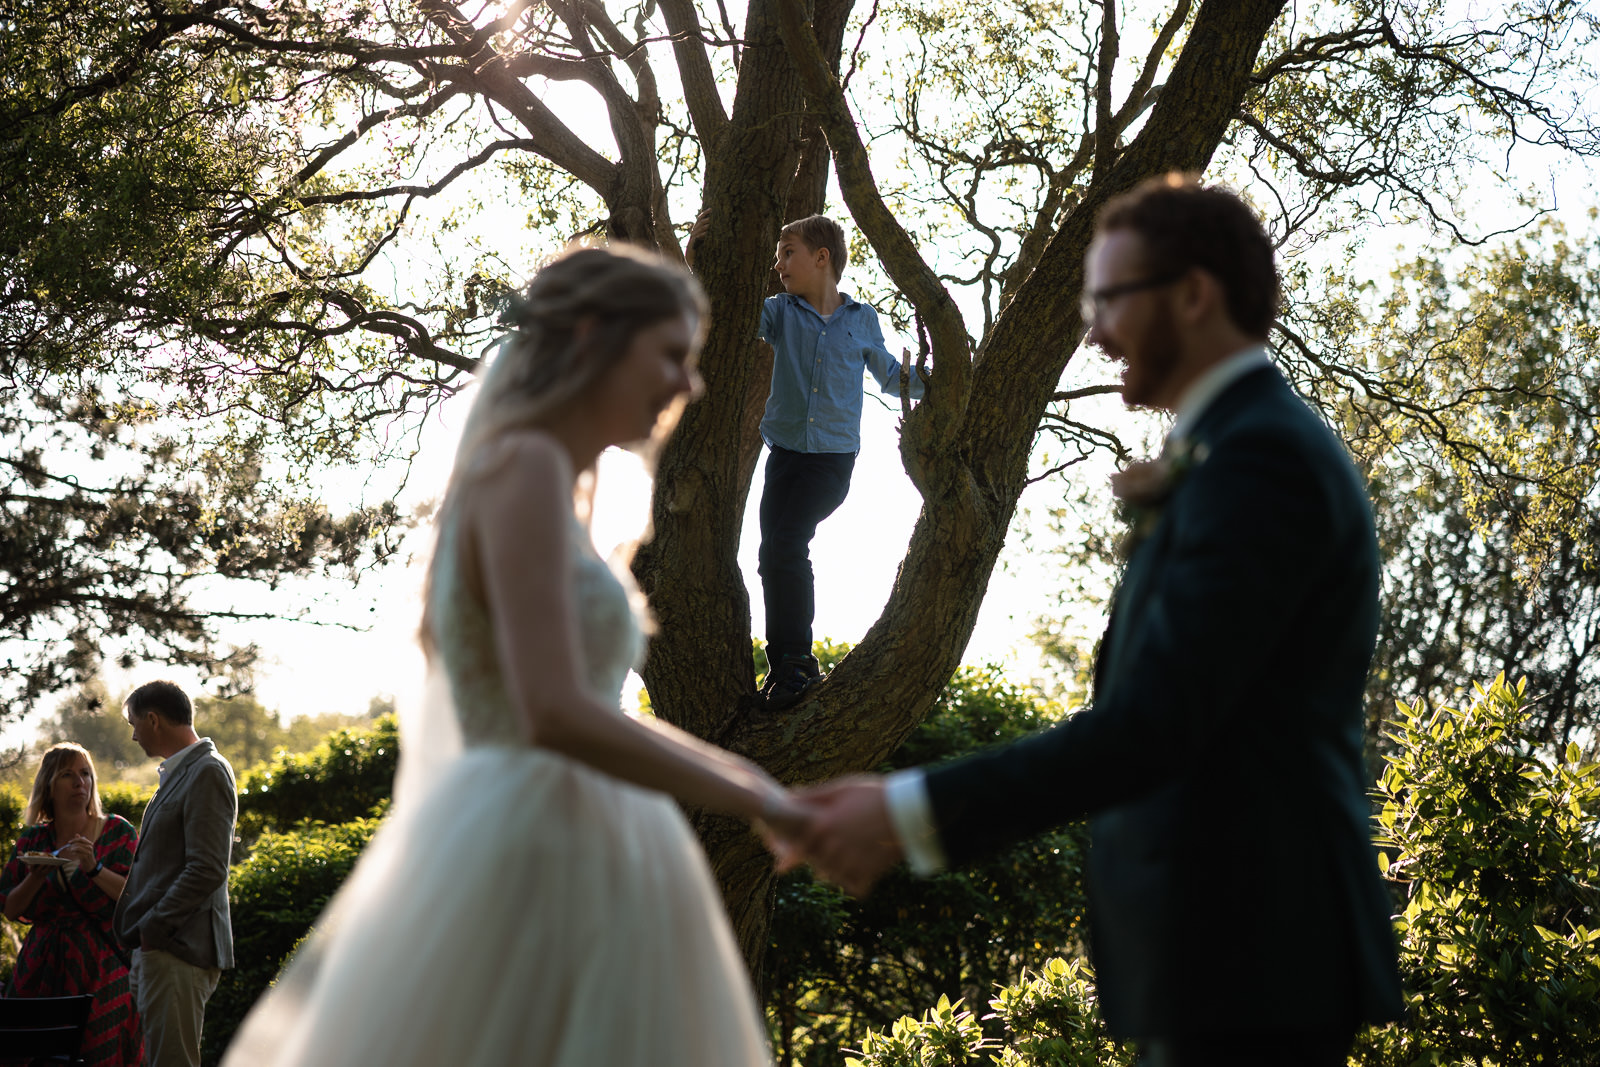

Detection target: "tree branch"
[1094, 0, 1119, 173]
[656, 0, 731, 152]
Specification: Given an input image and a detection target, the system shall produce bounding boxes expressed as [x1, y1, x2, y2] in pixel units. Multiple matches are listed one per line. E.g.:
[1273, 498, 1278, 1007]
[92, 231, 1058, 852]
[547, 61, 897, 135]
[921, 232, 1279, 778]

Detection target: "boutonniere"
[1111, 437, 1210, 557]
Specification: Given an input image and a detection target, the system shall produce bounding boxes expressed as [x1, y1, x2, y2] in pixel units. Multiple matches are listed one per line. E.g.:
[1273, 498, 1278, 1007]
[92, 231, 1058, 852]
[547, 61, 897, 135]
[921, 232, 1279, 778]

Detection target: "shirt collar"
[785, 291, 858, 315]
[1166, 343, 1272, 447]
[158, 737, 208, 784]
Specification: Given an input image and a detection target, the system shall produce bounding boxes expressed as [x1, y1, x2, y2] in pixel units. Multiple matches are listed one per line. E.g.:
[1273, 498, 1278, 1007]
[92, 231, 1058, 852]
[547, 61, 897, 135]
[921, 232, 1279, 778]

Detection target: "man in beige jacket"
[114, 680, 237, 1067]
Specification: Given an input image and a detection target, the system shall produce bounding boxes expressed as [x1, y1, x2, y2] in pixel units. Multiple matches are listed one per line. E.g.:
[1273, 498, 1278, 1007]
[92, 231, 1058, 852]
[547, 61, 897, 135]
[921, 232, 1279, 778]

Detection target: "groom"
[790, 176, 1403, 1064]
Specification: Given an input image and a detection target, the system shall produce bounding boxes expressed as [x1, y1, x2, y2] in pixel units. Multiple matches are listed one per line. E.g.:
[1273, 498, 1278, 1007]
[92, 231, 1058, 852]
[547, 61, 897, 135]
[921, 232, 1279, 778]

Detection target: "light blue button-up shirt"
[758, 292, 925, 453]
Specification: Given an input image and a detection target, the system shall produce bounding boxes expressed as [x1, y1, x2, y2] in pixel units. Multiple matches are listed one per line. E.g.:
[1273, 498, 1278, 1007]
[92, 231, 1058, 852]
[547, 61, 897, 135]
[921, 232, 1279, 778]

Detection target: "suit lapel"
[1091, 366, 1284, 701]
[137, 741, 209, 839]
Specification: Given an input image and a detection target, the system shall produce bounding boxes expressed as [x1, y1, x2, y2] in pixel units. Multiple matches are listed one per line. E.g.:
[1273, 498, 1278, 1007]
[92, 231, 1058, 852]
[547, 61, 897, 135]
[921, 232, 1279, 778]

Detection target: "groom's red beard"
[1119, 300, 1184, 409]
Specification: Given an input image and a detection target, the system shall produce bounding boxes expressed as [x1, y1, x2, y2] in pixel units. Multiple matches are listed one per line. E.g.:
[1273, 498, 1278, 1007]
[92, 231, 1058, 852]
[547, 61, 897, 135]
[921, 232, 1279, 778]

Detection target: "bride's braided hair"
[448, 244, 705, 479]
[486, 245, 707, 422]
[421, 244, 704, 655]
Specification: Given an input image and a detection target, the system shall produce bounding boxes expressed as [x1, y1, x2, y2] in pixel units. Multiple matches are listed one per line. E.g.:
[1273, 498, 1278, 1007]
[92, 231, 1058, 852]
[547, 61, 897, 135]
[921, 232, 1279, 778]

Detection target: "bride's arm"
[465, 433, 787, 824]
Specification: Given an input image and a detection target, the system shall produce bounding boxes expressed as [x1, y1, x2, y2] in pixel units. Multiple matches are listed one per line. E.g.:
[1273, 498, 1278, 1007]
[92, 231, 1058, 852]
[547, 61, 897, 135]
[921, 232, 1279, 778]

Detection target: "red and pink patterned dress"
[1, 815, 143, 1066]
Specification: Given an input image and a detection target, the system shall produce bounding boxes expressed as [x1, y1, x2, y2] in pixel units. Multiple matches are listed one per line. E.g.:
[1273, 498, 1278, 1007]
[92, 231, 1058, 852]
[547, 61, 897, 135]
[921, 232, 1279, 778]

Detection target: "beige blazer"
[114, 739, 237, 970]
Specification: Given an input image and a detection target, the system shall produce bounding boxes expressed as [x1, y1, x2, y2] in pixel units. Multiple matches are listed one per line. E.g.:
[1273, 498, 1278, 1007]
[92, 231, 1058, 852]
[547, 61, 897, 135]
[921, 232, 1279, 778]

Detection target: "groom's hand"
[788, 775, 902, 897]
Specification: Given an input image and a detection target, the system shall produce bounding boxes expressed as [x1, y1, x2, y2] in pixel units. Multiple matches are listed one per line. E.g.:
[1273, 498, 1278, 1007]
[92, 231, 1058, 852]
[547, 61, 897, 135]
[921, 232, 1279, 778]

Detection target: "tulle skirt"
[221, 746, 772, 1066]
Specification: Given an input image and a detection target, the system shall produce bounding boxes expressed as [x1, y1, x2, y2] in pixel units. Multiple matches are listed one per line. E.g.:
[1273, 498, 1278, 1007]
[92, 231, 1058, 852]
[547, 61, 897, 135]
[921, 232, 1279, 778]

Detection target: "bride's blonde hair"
[421, 244, 707, 655]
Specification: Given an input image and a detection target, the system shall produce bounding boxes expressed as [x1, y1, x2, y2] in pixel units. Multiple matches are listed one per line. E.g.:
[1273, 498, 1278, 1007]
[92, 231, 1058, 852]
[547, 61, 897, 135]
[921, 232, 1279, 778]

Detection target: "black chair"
[0, 993, 93, 1065]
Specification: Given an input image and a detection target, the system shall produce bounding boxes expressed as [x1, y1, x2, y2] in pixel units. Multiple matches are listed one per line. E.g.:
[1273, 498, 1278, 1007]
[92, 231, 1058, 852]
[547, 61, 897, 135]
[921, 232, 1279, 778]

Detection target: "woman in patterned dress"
[2, 742, 143, 1066]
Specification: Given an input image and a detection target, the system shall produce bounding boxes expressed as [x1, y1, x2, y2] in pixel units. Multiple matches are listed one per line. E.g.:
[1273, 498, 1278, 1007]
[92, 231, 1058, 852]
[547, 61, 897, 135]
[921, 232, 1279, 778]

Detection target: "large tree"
[5, 0, 1597, 973]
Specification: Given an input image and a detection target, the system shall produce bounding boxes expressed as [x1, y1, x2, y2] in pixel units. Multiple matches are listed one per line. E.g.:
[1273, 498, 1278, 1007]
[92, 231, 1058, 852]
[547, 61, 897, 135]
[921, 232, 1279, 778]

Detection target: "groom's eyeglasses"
[1079, 270, 1187, 327]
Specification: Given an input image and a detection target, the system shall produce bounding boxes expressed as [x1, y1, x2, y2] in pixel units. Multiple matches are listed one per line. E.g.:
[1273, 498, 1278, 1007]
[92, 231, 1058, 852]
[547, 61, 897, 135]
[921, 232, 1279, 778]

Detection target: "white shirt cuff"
[884, 768, 947, 876]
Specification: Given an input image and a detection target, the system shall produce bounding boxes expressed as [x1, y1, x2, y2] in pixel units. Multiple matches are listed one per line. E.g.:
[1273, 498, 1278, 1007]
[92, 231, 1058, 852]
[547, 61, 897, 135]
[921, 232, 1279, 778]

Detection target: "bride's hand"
[754, 788, 813, 870]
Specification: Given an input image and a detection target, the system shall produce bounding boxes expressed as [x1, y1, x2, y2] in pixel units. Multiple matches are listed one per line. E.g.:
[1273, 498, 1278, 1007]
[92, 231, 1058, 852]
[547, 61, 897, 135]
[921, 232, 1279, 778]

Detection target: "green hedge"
[1357, 676, 1600, 1065]
[846, 958, 1130, 1067]
[101, 781, 155, 831]
[203, 818, 381, 1066]
[235, 715, 398, 844]
[0, 784, 23, 859]
[0, 782, 21, 988]
[768, 653, 1090, 1065]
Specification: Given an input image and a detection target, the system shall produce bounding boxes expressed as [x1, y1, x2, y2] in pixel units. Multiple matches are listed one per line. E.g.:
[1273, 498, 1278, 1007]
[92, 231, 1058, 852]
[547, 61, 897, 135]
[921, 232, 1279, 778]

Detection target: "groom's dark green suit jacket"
[924, 363, 1403, 1039]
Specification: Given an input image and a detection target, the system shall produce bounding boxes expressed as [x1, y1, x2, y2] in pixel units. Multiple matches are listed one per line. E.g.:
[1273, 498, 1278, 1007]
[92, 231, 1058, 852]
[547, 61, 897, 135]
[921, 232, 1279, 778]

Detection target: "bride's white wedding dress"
[223, 509, 772, 1066]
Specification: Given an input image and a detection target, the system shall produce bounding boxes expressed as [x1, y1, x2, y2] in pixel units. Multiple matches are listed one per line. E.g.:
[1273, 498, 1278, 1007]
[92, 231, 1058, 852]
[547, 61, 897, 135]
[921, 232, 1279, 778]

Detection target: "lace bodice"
[429, 508, 645, 746]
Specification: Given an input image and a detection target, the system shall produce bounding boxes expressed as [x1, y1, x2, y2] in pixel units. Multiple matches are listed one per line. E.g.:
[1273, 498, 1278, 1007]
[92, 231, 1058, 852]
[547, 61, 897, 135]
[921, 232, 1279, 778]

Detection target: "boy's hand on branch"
[684, 209, 712, 269]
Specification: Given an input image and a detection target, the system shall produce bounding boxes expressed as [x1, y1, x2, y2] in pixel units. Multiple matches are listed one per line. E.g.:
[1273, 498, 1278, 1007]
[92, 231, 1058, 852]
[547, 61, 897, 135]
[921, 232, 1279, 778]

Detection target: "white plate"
[19, 854, 71, 868]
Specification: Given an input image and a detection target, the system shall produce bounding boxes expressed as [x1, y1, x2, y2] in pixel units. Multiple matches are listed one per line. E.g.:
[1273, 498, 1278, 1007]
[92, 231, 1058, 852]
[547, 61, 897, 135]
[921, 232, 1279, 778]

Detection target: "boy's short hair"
[1096, 173, 1278, 339]
[780, 215, 848, 281]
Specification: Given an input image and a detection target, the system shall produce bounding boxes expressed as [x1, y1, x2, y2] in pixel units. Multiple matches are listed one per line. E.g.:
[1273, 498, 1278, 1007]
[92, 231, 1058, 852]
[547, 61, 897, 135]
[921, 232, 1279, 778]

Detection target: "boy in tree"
[747, 214, 925, 709]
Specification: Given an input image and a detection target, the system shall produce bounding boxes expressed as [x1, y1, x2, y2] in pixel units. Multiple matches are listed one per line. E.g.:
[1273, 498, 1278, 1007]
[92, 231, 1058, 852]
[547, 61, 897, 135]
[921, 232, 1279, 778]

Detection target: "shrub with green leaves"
[769, 656, 1090, 1065]
[0, 783, 23, 855]
[849, 994, 995, 1066]
[1354, 675, 1600, 1065]
[0, 782, 22, 986]
[846, 959, 1132, 1067]
[203, 818, 381, 1066]
[100, 781, 154, 831]
[235, 715, 397, 843]
[988, 957, 1133, 1067]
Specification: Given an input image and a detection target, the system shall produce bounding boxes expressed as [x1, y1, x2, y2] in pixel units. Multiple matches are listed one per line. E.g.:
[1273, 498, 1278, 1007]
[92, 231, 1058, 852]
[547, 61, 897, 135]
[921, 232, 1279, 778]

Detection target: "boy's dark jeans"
[758, 445, 856, 666]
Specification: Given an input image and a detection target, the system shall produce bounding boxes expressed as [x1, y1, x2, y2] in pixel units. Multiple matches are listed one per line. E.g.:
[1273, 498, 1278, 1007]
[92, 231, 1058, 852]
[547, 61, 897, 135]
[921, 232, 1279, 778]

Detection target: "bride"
[223, 245, 804, 1065]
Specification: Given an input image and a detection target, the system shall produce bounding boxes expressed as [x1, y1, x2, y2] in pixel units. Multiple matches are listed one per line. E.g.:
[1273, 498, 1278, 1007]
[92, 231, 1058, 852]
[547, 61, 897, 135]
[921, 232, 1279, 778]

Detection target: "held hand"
[756, 787, 813, 839]
[789, 775, 902, 898]
[755, 788, 814, 870]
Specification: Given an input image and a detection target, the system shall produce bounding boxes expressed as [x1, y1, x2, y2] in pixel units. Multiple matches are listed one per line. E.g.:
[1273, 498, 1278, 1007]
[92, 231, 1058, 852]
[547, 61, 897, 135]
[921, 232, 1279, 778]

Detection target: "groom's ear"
[1176, 267, 1225, 326]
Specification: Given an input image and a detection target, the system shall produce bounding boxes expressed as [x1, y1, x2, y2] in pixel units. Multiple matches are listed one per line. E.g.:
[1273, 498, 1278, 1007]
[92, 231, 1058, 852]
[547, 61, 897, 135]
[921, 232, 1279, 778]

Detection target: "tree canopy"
[1, 3, 409, 709]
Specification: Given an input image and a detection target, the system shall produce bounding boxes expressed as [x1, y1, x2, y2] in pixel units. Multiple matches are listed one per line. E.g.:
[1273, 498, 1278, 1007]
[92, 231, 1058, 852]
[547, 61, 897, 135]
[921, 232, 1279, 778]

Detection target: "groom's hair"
[1098, 174, 1278, 339]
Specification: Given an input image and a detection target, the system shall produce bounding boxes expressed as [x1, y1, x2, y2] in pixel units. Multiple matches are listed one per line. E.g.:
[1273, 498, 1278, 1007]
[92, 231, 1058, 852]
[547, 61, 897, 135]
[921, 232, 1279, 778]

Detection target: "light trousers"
[130, 947, 221, 1067]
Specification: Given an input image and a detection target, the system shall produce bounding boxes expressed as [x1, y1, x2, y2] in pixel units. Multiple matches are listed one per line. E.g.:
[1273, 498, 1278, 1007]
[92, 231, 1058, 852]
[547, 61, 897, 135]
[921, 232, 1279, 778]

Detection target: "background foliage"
[849, 675, 1600, 1066]
[1359, 676, 1600, 1065]
[767, 648, 1089, 1064]
[204, 818, 381, 1066]
[234, 714, 398, 844]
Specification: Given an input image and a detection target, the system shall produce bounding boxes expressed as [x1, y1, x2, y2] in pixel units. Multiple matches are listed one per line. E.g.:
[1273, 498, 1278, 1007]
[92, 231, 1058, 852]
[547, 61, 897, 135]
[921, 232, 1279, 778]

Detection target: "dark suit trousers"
[1136, 1024, 1356, 1067]
[758, 446, 855, 664]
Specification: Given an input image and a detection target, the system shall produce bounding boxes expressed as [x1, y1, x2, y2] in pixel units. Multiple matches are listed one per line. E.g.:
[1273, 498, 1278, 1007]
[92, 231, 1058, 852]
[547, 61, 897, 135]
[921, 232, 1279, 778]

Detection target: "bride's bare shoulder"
[463, 430, 574, 491]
